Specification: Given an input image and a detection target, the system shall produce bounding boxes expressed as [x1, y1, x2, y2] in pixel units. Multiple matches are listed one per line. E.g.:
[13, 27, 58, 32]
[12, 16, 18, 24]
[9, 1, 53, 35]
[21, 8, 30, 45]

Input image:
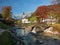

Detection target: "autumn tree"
[51, 0, 60, 20]
[35, 6, 48, 23]
[2, 6, 12, 21]
[48, 4, 60, 22]
[36, 6, 48, 18]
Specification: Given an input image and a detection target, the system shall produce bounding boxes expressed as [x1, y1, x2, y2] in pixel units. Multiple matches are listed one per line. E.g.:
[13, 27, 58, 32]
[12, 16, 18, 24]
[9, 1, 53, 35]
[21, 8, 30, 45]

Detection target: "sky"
[0, 0, 51, 16]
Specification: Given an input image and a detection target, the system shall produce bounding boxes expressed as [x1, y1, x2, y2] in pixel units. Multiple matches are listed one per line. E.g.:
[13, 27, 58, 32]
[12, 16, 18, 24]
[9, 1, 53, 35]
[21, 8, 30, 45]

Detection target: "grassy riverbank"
[0, 23, 8, 29]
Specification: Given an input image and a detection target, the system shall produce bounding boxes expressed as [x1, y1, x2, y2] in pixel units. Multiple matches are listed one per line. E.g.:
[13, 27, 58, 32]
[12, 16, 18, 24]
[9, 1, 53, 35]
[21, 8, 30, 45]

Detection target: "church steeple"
[23, 12, 25, 15]
[22, 12, 26, 18]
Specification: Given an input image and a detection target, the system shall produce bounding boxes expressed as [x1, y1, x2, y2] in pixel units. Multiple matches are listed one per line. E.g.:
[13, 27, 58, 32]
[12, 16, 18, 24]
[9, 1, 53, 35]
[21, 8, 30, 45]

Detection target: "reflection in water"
[16, 28, 25, 37]
[15, 28, 60, 45]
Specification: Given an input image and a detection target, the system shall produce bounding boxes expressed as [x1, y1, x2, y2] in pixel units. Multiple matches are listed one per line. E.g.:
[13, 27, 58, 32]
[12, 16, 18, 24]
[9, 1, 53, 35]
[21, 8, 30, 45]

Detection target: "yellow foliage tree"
[2, 6, 12, 21]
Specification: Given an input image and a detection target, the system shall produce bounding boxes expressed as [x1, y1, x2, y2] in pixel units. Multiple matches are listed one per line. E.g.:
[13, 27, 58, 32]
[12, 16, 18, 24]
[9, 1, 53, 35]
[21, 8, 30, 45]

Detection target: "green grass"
[0, 23, 8, 29]
[51, 24, 60, 32]
[0, 31, 17, 45]
[0, 32, 11, 45]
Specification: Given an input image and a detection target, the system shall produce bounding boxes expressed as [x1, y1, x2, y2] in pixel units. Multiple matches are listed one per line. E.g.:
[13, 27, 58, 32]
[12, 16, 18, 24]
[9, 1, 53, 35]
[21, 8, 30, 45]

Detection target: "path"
[0, 29, 5, 35]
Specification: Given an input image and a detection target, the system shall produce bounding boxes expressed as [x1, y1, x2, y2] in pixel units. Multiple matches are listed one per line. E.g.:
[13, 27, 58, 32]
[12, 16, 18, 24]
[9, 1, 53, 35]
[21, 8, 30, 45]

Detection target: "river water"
[15, 28, 60, 45]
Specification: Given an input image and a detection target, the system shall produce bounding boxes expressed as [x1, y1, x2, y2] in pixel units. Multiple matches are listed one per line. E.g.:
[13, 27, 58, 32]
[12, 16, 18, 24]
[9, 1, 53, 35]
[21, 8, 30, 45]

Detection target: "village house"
[41, 16, 57, 25]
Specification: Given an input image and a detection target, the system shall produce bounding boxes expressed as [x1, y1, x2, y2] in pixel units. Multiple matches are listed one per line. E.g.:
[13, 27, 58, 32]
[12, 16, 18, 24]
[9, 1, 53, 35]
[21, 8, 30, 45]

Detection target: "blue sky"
[0, 0, 51, 16]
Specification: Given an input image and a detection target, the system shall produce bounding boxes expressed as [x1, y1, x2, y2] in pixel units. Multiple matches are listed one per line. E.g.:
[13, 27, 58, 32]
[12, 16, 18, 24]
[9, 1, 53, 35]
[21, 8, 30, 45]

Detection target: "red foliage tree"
[35, 6, 48, 19]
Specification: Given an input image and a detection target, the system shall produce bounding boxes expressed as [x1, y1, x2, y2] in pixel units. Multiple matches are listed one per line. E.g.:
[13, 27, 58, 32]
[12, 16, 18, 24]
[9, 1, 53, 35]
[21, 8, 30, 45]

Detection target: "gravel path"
[0, 29, 5, 35]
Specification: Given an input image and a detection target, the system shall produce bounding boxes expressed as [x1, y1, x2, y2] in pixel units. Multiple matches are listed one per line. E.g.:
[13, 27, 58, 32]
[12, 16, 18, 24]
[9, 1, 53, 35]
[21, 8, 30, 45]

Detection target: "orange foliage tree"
[35, 6, 48, 20]
[2, 6, 12, 20]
